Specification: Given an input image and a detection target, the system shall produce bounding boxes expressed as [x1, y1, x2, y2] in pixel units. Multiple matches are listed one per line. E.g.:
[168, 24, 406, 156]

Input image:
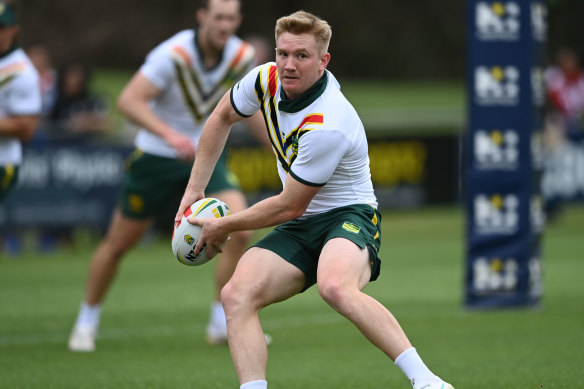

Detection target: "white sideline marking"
[0, 312, 343, 347]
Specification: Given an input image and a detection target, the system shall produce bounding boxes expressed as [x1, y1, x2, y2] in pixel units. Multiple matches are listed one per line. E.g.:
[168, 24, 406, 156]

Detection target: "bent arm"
[175, 90, 246, 219]
[118, 72, 195, 159]
[191, 174, 320, 257]
[221, 174, 319, 231]
[0, 115, 40, 142]
[117, 72, 173, 139]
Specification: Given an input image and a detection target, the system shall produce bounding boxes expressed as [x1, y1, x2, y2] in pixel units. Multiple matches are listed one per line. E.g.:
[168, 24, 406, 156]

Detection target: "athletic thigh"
[254, 204, 382, 291]
[226, 247, 306, 307]
[208, 188, 248, 213]
[317, 237, 372, 291]
[102, 208, 152, 252]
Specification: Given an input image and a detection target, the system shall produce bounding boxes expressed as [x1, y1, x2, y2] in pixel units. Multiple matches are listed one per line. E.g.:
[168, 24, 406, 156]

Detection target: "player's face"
[198, 0, 242, 51]
[276, 32, 330, 100]
[0, 25, 18, 52]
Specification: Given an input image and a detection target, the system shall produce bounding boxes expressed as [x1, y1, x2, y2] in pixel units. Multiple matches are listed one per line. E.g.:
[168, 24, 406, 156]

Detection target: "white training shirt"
[135, 30, 256, 158]
[230, 63, 377, 216]
[0, 48, 41, 165]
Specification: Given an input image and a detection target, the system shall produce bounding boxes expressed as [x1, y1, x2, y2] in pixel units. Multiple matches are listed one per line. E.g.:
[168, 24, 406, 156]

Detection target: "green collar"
[193, 28, 224, 71]
[278, 71, 328, 113]
[0, 43, 17, 60]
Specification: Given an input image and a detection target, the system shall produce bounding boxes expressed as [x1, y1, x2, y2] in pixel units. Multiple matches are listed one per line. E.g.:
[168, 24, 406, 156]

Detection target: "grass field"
[1, 206, 583, 388]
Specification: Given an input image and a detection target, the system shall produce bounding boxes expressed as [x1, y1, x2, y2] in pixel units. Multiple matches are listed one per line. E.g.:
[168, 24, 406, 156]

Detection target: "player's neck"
[0, 43, 17, 59]
[195, 30, 223, 70]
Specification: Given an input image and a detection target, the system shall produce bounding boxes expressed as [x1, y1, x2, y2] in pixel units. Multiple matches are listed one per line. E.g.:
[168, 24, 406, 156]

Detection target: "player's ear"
[319, 52, 330, 71]
[234, 13, 243, 29]
[9, 25, 20, 41]
[196, 8, 207, 26]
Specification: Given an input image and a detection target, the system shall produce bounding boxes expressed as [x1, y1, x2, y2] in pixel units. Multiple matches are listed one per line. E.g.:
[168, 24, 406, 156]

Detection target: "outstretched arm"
[190, 173, 320, 259]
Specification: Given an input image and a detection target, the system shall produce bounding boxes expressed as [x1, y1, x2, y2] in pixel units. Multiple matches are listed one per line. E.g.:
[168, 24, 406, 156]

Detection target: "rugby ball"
[172, 198, 231, 266]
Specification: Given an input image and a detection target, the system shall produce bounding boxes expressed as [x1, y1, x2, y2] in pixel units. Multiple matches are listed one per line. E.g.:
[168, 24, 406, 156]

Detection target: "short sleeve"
[139, 45, 175, 91]
[9, 73, 41, 116]
[289, 130, 351, 187]
[230, 65, 262, 118]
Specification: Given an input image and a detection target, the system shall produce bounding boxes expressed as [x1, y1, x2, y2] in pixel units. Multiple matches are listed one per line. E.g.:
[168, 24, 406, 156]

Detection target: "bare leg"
[85, 209, 151, 304]
[207, 189, 251, 301]
[221, 247, 305, 383]
[69, 209, 151, 351]
[317, 238, 412, 361]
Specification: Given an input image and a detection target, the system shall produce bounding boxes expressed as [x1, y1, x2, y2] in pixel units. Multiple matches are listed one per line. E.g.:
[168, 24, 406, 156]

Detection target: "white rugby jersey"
[230, 63, 377, 216]
[0, 48, 41, 165]
[135, 30, 256, 158]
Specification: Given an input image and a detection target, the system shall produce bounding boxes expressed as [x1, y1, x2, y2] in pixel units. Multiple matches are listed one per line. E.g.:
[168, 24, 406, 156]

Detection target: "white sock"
[209, 301, 226, 330]
[240, 380, 267, 389]
[394, 347, 440, 388]
[75, 302, 102, 329]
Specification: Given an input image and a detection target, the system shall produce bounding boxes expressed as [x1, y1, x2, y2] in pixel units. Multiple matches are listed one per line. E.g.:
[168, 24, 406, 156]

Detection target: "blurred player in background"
[0, 0, 41, 201]
[545, 47, 584, 138]
[175, 10, 454, 389]
[68, 0, 266, 352]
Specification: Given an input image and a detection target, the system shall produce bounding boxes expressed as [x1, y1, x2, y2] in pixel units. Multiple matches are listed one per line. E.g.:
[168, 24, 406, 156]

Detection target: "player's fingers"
[182, 143, 196, 159]
[182, 148, 195, 161]
[206, 243, 215, 259]
[187, 216, 203, 226]
[174, 202, 189, 222]
[194, 241, 205, 256]
[214, 243, 223, 254]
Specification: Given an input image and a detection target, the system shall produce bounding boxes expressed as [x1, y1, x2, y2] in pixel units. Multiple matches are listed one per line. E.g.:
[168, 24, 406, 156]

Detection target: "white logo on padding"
[530, 195, 546, 233]
[474, 129, 519, 170]
[531, 67, 545, 107]
[476, 1, 520, 41]
[474, 194, 519, 235]
[473, 257, 518, 293]
[531, 3, 547, 42]
[475, 66, 520, 106]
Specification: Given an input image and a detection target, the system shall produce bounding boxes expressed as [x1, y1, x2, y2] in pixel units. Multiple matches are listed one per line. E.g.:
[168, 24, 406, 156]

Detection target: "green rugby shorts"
[253, 204, 382, 290]
[119, 149, 240, 219]
[0, 165, 19, 201]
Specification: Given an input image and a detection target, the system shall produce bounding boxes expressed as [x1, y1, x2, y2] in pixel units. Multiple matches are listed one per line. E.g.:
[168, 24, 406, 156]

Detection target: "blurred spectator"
[542, 48, 584, 219]
[25, 42, 56, 116]
[39, 61, 110, 251]
[545, 48, 584, 138]
[48, 61, 110, 139]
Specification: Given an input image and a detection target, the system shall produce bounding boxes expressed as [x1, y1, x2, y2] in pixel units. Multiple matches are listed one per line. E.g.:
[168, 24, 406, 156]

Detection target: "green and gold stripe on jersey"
[283, 113, 324, 159]
[254, 64, 288, 171]
[0, 61, 26, 90]
[251, 64, 325, 172]
[170, 43, 254, 122]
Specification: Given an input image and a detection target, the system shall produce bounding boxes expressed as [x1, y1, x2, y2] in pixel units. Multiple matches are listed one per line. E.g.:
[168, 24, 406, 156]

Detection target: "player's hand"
[174, 189, 205, 225]
[188, 217, 229, 260]
[165, 131, 196, 161]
